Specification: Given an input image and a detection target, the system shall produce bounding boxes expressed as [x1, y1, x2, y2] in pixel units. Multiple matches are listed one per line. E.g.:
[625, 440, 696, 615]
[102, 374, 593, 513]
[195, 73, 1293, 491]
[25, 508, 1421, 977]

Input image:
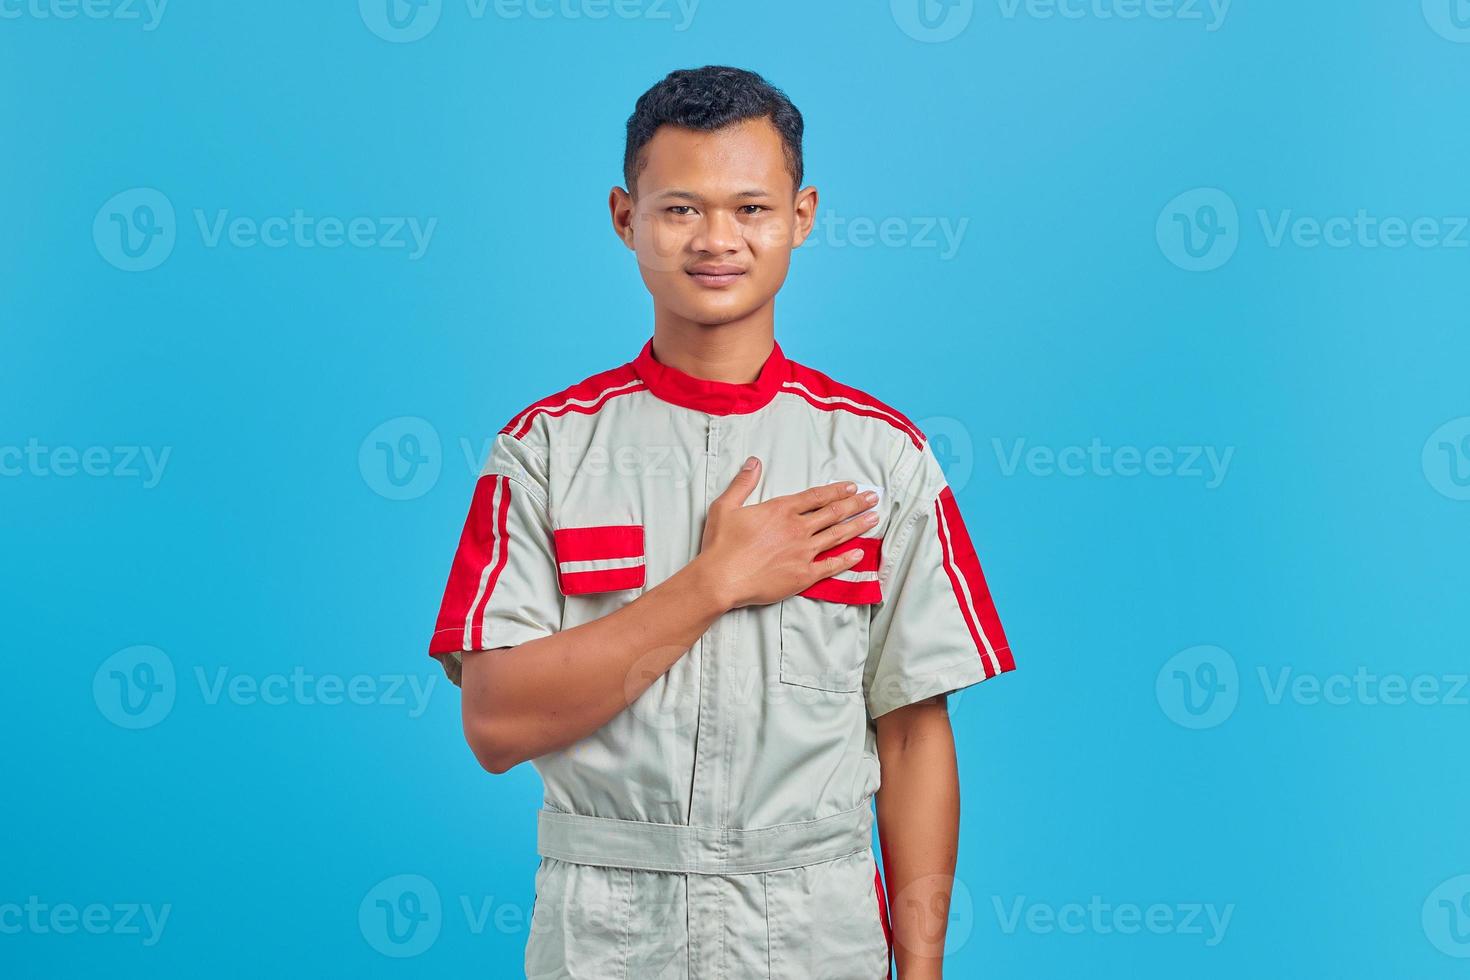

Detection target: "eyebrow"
[657, 189, 772, 202]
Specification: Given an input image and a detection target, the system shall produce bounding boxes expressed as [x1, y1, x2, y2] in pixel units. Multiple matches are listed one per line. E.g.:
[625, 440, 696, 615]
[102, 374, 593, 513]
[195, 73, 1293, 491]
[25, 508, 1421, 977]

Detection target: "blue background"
[4, 0, 1469, 976]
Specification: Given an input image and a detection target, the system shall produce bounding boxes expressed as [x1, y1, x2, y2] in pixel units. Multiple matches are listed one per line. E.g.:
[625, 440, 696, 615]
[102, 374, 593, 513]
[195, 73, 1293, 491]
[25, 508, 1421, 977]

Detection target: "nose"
[689, 207, 743, 256]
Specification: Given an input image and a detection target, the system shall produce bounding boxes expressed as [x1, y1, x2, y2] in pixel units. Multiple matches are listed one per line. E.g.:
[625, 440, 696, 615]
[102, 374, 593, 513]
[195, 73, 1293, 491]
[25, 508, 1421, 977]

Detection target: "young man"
[427, 66, 1015, 979]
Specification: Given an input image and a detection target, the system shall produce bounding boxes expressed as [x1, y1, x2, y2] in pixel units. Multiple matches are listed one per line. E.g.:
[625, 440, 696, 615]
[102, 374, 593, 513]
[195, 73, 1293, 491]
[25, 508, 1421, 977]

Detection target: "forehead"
[635, 117, 792, 198]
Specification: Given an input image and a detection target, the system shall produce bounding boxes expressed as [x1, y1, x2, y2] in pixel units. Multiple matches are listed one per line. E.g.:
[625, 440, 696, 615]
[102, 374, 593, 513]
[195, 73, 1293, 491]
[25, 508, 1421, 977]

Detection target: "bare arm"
[874, 695, 961, 980]
[460, 455, 880, 773]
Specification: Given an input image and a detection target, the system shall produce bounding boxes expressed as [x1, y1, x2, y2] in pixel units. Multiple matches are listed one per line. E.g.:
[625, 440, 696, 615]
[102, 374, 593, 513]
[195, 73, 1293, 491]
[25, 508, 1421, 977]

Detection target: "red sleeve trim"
[428, 474, 513, 656]
[934, 486, 1014, 677]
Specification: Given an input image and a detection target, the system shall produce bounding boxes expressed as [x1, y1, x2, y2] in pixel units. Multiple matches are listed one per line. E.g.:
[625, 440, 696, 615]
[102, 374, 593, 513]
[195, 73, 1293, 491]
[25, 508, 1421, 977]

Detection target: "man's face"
[612, 117, 816, 328]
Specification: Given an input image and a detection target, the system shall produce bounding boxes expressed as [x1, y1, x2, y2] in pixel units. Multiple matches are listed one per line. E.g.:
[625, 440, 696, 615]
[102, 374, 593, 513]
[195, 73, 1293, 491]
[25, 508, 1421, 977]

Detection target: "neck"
[650, 302, 776, 383]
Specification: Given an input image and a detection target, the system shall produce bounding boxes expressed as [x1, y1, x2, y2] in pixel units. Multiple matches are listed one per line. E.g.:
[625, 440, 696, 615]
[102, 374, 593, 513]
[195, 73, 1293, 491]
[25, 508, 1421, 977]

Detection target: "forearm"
[875, 706, 962, 979]
[460, 554, 730, 771]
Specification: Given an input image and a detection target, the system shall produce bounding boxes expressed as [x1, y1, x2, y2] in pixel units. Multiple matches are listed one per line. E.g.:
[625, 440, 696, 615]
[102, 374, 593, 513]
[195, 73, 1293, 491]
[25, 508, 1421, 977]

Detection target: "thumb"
[715, 456, 761, 507]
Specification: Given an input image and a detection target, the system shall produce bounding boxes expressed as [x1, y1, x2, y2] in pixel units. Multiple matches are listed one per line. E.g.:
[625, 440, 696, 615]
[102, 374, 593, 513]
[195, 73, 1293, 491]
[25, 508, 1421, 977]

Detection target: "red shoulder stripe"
[781, 362, 926, 449]
[500, 364, 644, 440]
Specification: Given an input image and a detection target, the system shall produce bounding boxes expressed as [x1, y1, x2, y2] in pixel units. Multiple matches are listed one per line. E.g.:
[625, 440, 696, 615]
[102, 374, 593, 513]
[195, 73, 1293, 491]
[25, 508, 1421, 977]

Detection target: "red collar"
[631, 336, 790, 415]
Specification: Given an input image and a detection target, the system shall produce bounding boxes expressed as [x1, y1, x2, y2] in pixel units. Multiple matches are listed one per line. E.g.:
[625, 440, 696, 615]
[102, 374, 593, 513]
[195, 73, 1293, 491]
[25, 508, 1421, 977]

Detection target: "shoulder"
[482, 358, 643, 487]
[497, 359, 644, 443]
[779, 356, 928, 453]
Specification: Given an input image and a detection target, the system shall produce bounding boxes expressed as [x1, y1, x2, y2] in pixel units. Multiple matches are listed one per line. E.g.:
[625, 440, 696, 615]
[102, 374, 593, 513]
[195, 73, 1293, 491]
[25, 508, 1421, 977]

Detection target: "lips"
[687, 265, 746, 288]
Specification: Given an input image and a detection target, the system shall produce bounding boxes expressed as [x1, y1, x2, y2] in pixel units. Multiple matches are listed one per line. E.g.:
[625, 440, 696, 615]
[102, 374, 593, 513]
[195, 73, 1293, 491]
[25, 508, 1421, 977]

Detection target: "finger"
[789, 480, 858, 513]
[803, 489, 879, 531]
[807, 546, 866, 582]
[811, 508, 879, 553]
[712, 456, 761, 509]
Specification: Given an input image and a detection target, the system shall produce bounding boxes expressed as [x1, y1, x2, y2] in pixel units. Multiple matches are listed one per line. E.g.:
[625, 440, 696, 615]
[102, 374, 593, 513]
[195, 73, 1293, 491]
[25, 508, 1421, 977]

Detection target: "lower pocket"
[765, 851, 890, 980]
[778, 595, 869, 693]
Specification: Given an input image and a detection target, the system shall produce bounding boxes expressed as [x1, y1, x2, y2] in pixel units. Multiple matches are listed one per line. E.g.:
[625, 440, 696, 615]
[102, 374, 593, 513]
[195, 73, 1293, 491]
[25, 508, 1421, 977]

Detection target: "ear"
[609, 186, 636, 251]
[791, 184, 819, 248]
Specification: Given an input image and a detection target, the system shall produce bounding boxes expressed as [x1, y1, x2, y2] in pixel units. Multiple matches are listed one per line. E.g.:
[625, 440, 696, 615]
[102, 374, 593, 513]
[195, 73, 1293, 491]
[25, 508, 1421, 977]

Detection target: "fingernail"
[848, 548, 863, 559]
[863, 511, 878, 523]
[743, 456, 758, 470]
[843, 482, 857, 493]
[863, 491, 878, 503]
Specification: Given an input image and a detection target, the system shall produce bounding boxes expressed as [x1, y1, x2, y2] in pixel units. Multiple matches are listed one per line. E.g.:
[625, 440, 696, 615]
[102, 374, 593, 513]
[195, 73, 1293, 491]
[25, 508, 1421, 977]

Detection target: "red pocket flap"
[799, 536, 882, 604]
[553, 524, 646, 595]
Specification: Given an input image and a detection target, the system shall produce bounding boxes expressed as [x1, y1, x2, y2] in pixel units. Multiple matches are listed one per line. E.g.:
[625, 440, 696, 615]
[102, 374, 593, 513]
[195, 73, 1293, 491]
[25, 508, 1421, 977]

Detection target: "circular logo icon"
[891, 0, 974, 43]
[359, 416, 442, 501]
[1156, 645, 1238, 730]
[359, 874, 442, 957]
[1423, 0, 1470, 43]
[888, 872, 975, 956]
[94, 645, 177, 729]
[1422, 417, 1470, 501]
[1156, 188, 1239, 272]
[917, 415, 975, 493]
[360, 0, 442, 42]
[1423, 875, 1470, 957]
[94, 188, 176, 273]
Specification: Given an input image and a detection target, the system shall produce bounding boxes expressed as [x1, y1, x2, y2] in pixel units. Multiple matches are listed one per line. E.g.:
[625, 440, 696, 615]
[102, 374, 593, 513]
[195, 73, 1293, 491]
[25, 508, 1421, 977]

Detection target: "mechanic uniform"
[427, 337, 1015, 979]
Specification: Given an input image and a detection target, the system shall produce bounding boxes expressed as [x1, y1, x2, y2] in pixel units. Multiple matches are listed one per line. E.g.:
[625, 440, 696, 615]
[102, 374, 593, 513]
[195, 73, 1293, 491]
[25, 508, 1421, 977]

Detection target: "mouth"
[686, 266, 746, 288]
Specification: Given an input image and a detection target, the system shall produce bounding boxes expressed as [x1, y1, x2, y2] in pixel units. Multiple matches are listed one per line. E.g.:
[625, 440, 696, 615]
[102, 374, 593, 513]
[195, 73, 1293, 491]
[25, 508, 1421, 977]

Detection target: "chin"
[678, 300, 764, 327]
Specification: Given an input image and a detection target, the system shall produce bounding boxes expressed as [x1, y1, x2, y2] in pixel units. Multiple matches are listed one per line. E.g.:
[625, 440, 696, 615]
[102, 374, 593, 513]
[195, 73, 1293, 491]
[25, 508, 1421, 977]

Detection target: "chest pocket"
[552, 523, 646, 595]
[552, 523, 646, 628]
[778, 536, 882, 694]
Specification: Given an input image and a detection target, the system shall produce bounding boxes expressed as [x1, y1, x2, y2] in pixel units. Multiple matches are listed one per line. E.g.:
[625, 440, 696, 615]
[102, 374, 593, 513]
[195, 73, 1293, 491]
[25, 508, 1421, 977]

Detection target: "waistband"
[535, 803, 873, 875]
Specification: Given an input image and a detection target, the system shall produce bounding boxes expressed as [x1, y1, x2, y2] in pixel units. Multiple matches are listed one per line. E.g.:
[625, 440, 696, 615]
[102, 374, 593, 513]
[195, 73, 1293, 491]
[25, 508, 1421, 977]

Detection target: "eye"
[739, 205, 768, 215]
[667, 205, 696, 216]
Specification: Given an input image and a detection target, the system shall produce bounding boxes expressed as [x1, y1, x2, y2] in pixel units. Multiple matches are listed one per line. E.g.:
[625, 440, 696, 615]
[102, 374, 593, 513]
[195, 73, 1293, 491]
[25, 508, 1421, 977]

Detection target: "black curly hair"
[623, 65, 805, 198]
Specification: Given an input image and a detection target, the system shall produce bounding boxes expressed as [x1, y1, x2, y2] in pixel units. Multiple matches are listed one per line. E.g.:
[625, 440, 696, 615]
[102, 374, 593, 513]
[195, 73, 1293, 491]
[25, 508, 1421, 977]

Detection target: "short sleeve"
[427, 433, 562, 687]
[864, 441, 1015, 719]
